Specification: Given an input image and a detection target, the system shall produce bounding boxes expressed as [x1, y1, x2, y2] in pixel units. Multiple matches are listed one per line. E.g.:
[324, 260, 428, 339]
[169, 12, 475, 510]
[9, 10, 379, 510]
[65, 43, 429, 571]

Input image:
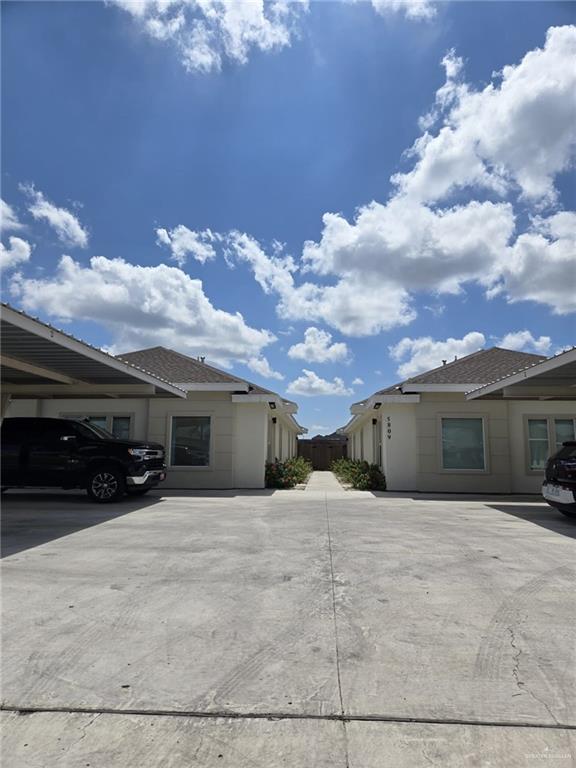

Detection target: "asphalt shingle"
[368, 347, 547, 400]
[116, 346, 291, 400]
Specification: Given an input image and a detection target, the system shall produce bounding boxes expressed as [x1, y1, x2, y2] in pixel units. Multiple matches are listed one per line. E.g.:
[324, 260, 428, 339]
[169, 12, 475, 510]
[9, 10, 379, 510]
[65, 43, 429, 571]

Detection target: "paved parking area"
[2, 476, 575, 766]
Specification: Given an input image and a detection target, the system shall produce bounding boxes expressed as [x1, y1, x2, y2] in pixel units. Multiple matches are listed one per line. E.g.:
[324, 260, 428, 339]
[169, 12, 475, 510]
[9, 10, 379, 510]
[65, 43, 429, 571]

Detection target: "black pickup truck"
[1, 417, 166, 503]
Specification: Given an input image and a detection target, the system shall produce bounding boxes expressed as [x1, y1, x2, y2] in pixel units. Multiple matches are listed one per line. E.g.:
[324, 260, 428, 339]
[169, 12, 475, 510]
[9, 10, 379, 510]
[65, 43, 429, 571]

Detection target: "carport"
[1, 303, 186, 416]
[466, 347, 576, 401]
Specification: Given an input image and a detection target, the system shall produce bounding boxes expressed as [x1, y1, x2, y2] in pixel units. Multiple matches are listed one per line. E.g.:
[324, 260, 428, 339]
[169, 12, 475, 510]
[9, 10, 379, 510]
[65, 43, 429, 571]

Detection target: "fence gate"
[298, 439, 347, 470]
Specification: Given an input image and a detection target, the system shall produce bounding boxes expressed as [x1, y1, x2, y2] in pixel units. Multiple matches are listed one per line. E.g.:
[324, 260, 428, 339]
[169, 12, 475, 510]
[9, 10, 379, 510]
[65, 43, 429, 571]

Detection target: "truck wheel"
[87, 466, 125, 503]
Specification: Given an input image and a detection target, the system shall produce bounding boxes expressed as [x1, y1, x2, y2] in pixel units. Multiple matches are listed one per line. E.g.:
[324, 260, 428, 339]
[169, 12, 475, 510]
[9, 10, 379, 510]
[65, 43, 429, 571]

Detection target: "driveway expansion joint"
[2, 705, 575, 731]
[324, 493, 350, 768]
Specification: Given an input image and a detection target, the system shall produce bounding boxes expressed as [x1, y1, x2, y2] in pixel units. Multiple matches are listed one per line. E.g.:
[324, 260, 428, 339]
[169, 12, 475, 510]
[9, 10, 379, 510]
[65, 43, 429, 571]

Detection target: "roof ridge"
[117, 345, 292, 400]
[403, 346, 547, 384]
[402, 347, 489, 383]
[119, 346, 245, 385]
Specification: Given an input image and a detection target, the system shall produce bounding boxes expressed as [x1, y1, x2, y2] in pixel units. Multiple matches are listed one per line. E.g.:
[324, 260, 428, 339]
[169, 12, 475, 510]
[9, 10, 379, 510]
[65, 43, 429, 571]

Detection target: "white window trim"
[60, 412, 134, 439]
[524, 414, 576, 476]
[167, 412, 214, 471]
[437, 414, 489, 474]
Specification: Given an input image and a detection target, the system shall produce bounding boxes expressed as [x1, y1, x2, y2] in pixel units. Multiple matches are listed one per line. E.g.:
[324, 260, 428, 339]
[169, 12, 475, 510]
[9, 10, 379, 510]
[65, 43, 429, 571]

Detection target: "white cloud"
[225, 230, 298, 298]
[246, 355, 284, 380]
[101, 26, 573, 344]
[112, 0, 307, 74]
[394, 25, 576, 206]
[224, 230, 416, 336]
[156, 225, 218, 265]
[488, 211, 576, 314]
[303, 198, 515, 294]
[21, 185, 88, 248]
[389, 332, 487, 378]
[371, 0, 436, 21]
[286, 369, 353, 397]
[352, 377, 364, 386]
[496, 330, 551, 356]
[1, 200, 23, 233]
[10, 255, 275, 366]
[0, 237, 32, 271]
[288, 327, 349, 363]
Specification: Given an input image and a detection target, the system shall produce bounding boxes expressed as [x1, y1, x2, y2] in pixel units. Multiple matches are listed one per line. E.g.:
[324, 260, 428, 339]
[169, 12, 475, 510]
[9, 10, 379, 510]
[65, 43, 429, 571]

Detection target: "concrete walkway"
[304, 470, 343, 492]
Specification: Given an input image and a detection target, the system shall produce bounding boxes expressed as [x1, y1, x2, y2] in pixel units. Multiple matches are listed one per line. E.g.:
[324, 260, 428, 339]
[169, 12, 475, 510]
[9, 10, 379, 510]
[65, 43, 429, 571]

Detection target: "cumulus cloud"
[389, 332, 487, 378]
[156, 225, 218, 265]
[21, 185, 88, 248]
[352, 377, 364, 386]
[159, 29, 574, 336]
[496, 331, 551, 355]
[0, 237, 32, 271]
[112, 0, 307, 74]
[303, 198, 516, 294]
[224, 230, 415, 335]
[394, 25, 576, 205]
[288, 327, 349, 363]
[1, 200, 23, 233]
[246, 355, 284, 380]
[487, 211, 576, 314]
[286, 369, 353, 397]
[10, 255, 275, 366]
[371, 0, 436, 21]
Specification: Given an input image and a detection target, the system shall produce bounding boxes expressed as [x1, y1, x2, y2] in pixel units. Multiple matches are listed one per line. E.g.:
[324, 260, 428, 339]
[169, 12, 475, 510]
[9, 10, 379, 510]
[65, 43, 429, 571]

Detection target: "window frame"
[60, 412, 134, 440]
[167, 413, 214, 470]
[524, 415, 576, 475]
[437, 414, 489, 474]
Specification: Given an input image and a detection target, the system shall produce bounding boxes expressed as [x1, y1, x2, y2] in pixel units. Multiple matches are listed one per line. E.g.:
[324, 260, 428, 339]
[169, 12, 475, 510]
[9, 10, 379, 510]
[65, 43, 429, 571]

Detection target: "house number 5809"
[386, 416, 392, 440]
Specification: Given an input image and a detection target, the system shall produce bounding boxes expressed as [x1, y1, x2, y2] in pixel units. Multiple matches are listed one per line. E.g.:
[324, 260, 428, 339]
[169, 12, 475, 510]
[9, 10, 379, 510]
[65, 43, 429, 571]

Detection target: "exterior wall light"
[373, 402, 382, 409]
[269, 401, 277, 409]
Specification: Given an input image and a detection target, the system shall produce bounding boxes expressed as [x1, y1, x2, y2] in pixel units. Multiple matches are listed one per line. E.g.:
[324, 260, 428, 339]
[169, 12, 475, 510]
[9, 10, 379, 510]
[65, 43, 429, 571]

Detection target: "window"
[62, 414, 132, 439]
[527, 417, 576, 471]
[554, 419, 575, 451]
[441, 418, 485, 471]
[527, 419, 549, 470]
[171, 416, 211, 467]
[373, 420, 382, 467]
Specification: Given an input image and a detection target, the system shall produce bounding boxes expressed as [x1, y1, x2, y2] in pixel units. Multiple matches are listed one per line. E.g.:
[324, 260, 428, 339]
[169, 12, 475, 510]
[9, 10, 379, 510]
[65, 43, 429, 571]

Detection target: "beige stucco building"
[344, 347, 576, 494]
[5, 342, 305, 490]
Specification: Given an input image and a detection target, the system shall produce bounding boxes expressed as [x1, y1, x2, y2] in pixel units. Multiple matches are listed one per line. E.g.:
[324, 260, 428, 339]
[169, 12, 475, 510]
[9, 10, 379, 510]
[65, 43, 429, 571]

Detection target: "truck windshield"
[73, 421, 117, 440]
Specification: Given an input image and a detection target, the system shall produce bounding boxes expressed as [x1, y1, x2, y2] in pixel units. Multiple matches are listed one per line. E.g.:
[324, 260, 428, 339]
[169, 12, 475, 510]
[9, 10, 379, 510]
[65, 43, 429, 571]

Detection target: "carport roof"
[466, 346, 576, 400]
[1, 304, 186, 398]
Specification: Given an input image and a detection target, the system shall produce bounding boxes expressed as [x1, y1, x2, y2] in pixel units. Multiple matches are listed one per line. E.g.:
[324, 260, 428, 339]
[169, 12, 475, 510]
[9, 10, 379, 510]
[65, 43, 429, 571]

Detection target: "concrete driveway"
[2, 474, 575, 766]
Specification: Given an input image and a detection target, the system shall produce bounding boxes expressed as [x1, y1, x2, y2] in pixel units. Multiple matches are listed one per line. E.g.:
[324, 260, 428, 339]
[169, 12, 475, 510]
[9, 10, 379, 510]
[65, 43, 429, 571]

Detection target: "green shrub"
[265, 456, 312, 488]
[331, 458, 386, 491]
[284, 456, 313, 484]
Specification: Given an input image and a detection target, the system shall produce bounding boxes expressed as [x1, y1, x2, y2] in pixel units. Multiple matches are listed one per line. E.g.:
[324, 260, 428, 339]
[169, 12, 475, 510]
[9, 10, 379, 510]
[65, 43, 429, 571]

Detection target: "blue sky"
[2, 1, 575, 434]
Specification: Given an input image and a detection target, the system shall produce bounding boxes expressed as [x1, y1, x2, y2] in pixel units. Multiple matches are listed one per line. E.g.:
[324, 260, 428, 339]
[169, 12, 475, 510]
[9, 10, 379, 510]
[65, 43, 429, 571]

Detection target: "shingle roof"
[118, 347, 243, 385]
[365, 347, 546, 400]
[116, 346, 293, 401]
